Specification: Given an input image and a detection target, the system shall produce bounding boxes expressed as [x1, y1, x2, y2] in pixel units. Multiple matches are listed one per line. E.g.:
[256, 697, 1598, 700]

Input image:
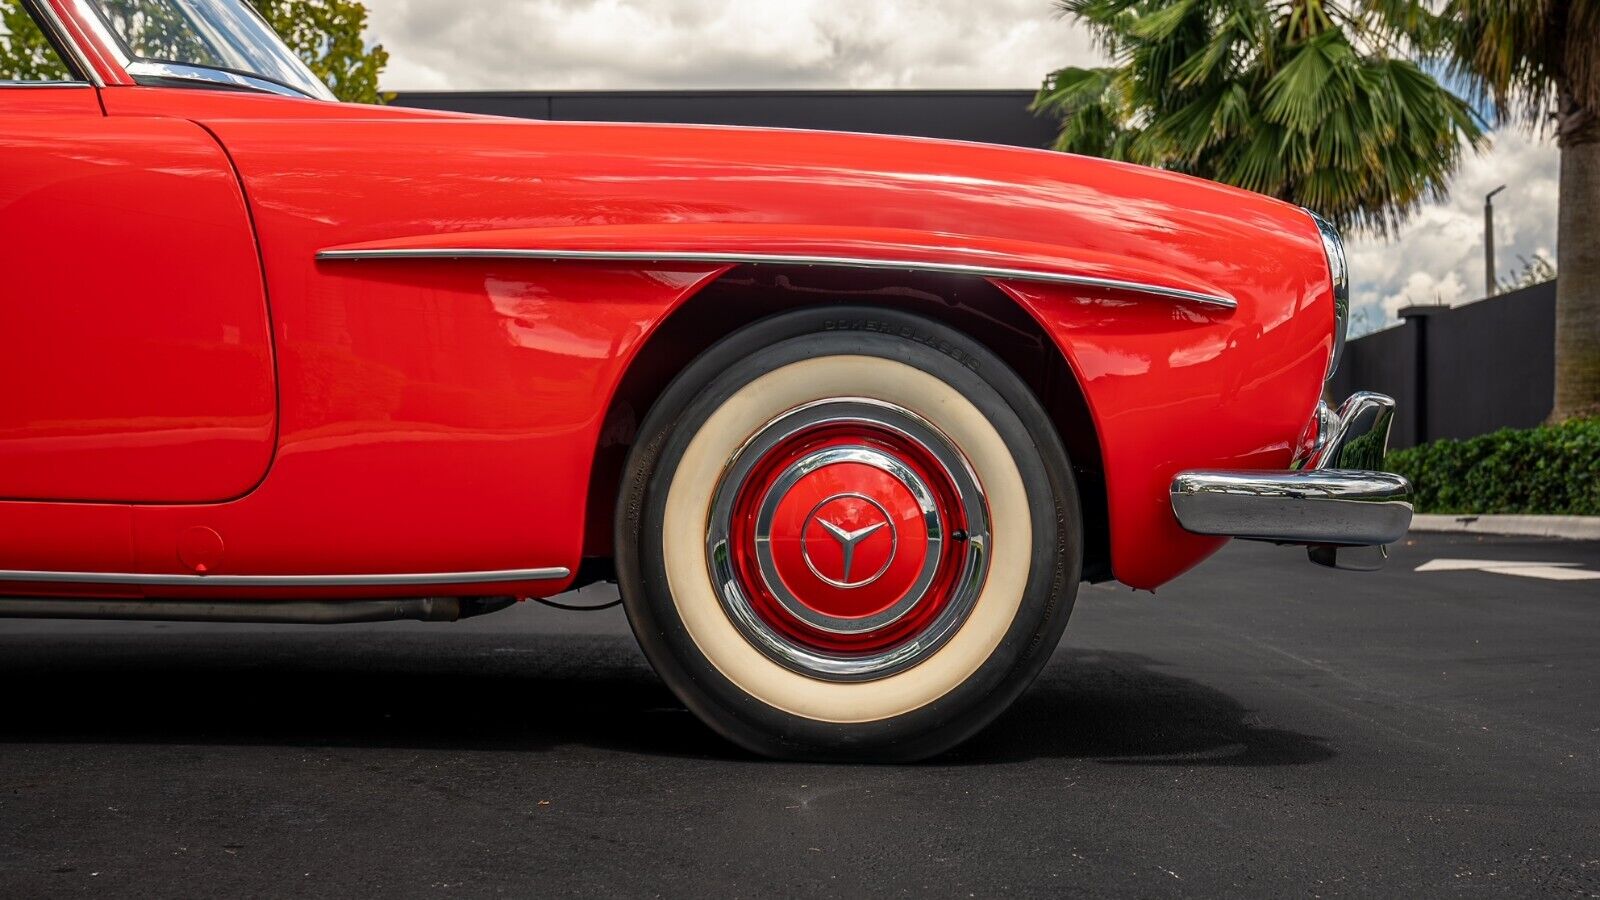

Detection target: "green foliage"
[0, 0, 73, 81]
[1386, 417, 1600, 514]
[1035, 0, 1485, 236]
[248, 0, 388, 104]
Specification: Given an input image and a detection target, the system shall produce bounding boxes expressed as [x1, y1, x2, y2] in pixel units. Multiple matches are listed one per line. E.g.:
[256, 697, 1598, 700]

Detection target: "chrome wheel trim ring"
[706, 398, 991, 682]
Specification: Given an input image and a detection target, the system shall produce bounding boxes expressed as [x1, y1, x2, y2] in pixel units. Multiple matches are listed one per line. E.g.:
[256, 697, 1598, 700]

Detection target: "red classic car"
[2, 0, 1411, 759]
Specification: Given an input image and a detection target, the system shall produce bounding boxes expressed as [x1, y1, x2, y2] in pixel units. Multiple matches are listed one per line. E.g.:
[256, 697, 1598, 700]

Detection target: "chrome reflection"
[1170, 469, 1413, 545]
[125, 60, 321, 100]
[1170, 391, 1413, 551]
[1307, 210, 1350, 380]
[1299, 392, 1397, 471]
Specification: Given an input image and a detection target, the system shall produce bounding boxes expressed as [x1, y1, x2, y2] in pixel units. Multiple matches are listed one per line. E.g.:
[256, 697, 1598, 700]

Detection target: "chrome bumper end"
[1171, 469, 1413, 544]
[1170, 393, 1414, 570]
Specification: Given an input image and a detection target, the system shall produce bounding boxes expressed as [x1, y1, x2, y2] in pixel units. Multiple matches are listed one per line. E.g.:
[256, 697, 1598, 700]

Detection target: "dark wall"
[1330, 280, 1556, 449]
[390, 89, 1061, 148]
[1334, 323, 1419, 448]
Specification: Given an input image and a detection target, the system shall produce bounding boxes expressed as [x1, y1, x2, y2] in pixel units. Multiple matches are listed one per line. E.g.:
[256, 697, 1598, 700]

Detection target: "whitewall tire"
[616, 306, 1081, 760]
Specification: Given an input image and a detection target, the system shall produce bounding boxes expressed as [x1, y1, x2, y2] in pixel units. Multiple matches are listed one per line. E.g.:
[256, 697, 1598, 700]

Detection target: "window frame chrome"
[124, 58, 323, 99]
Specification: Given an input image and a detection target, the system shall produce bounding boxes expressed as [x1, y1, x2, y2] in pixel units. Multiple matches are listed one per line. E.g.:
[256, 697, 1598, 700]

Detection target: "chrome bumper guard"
[1170, 392, 1413, 570]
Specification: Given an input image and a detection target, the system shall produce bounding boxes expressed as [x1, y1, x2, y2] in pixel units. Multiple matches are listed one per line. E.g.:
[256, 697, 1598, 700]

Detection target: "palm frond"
[1037, 0, 1485, 236]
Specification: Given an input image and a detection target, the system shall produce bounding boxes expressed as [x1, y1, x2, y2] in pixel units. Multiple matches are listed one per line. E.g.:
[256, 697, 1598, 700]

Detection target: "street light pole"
[1485, 184, 1507, 297]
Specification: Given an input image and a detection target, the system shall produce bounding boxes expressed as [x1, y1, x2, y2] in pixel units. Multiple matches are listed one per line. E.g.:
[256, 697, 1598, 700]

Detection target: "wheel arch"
[581, 265, 1113, 584]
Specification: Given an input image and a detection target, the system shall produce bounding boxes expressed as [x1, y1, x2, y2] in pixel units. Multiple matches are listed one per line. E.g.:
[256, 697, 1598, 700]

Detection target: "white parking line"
[1415, 558, 1600, 581]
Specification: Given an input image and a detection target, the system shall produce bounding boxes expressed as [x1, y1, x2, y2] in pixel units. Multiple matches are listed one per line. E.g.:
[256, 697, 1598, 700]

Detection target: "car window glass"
[0, 1, 76, 82]
[87, 0, 327, 98]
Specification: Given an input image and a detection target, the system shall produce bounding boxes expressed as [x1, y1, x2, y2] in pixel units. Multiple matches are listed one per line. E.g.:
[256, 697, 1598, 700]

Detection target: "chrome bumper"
[1170, 393, 1413, 569]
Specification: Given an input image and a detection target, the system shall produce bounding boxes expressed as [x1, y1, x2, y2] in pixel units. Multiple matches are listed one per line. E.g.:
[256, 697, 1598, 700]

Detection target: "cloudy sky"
[366, 0, 1559, 334]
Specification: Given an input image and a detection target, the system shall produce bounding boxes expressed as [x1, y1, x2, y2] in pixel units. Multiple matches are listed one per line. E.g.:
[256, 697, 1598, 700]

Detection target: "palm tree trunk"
[1553, 95, 1600, 420]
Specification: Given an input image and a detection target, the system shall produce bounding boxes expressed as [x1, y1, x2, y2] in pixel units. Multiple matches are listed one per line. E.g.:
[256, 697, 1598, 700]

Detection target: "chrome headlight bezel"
[1307, 211, 1349, 381]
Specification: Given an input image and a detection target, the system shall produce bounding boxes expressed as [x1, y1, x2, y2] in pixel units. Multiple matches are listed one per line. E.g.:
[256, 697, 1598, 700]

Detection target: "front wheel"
[616, 306, 1081, 761]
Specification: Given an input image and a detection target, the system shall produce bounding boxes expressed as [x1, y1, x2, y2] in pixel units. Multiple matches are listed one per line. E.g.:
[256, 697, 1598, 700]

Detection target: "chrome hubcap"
[706, 399, 990, 681]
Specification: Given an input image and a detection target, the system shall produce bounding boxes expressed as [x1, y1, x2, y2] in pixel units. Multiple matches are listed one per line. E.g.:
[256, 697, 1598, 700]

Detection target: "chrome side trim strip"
[316, 248, 1240, 310]
[0, 567, 570, 587]
[0, 596, 517, 624]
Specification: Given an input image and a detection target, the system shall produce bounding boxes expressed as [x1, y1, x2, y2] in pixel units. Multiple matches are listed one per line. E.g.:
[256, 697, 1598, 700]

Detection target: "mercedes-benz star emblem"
[801, 494, 897, 589]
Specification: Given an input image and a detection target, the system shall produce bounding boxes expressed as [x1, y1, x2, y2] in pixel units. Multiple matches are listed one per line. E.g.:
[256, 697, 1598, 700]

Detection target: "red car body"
[5, 0, 1335, 602]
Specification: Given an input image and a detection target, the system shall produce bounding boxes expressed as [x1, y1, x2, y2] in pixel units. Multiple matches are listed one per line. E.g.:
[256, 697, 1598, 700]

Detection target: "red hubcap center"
[767, 463, 928, 619]
[727, 423, 968, 656]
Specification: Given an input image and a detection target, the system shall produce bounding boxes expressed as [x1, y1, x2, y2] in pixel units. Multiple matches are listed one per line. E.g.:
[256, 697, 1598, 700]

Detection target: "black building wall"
[390, 89, 1060, 148]
[1329, 280, 1556, 449]
[1333, 323, 1420, 448]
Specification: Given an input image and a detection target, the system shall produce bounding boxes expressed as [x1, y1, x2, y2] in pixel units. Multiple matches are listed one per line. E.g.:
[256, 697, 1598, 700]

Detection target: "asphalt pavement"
[0, 533, 1596, 898]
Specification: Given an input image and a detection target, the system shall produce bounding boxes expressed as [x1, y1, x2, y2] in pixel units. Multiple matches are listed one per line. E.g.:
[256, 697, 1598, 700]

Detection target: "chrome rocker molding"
[0, 596, 517, 624]
[1170, 392, 1413, 570]
[0, 566, 569, 588]
[315, 248, 1240, 310]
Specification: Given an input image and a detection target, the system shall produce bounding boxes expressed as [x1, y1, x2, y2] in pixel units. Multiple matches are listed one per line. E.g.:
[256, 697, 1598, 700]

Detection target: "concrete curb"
[1411, 514, 1600, 541]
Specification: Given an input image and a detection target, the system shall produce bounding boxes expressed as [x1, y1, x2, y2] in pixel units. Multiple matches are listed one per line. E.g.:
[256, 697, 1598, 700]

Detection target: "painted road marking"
[1415, 558, 1600, 581]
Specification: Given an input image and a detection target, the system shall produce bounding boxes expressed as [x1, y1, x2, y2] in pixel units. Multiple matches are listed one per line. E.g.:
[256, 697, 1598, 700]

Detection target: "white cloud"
[368, 0, 1099, 91]
[1346, 129, 1560, 334]
[366, 2, 1561, 332]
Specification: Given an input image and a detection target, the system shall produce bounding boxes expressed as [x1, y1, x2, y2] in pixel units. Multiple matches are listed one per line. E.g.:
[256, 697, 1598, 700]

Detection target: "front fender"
[181, 111, 1336, 591]
[995, 263, 1329, 589]
[320, 219, 1332, 590]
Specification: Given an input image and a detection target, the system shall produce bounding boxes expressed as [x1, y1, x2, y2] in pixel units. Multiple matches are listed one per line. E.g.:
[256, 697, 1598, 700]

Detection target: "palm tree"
[1446, 1, 1600, 420]
[1034, 0, 1483, 237]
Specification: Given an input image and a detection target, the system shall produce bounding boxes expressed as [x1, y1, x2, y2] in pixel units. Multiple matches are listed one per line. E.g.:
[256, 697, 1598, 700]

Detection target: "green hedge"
[1385, 417, 1600, 515]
